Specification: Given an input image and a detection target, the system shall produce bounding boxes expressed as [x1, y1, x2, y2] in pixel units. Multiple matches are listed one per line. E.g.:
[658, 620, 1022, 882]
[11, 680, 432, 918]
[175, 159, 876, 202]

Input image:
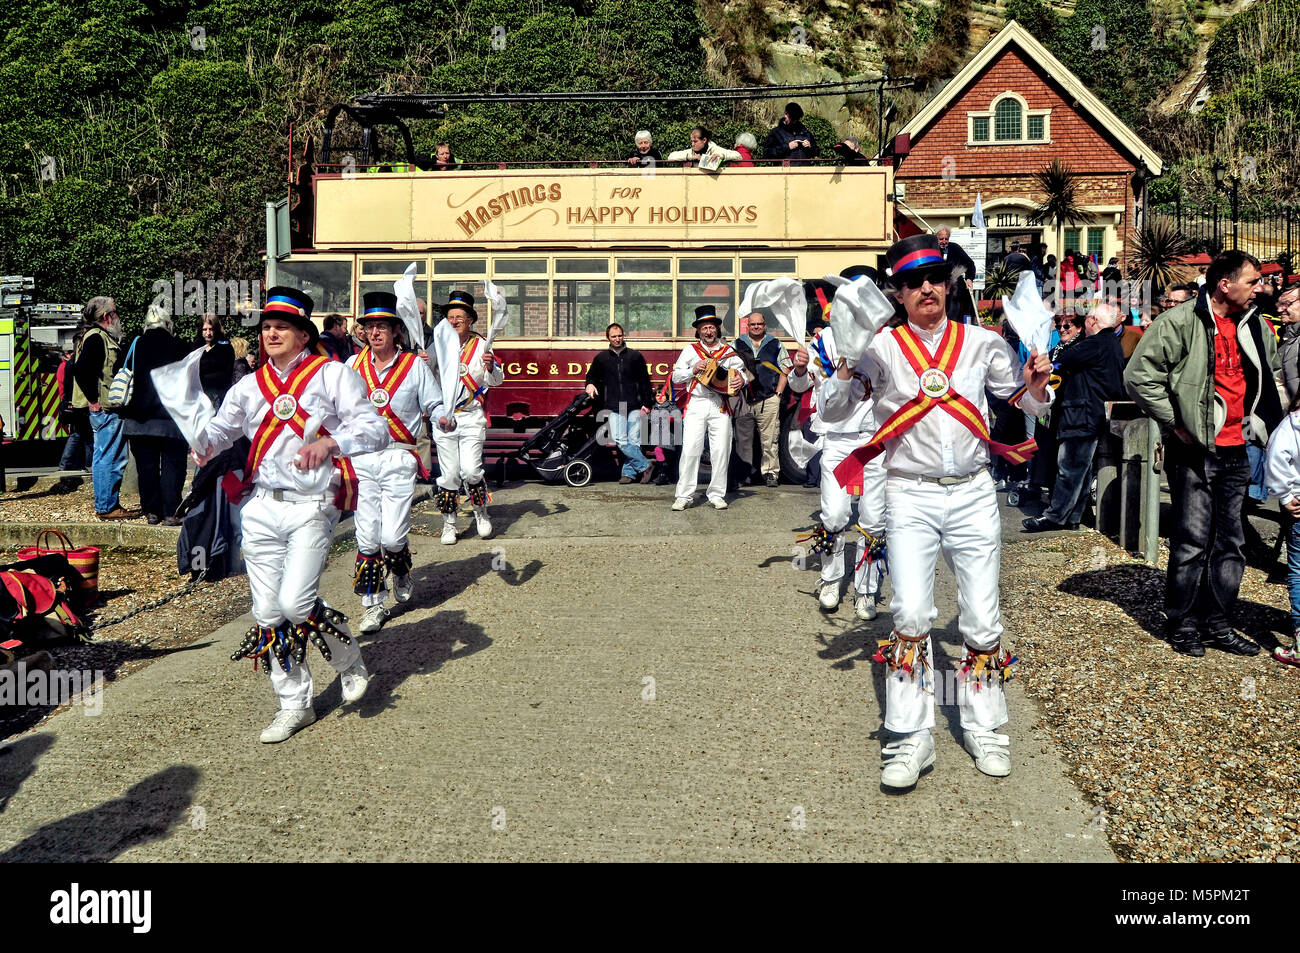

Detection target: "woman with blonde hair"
[122, 305, 190, 523]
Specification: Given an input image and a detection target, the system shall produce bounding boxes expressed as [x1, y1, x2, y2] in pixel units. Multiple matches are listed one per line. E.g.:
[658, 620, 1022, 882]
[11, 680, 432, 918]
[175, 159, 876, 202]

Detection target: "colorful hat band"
[264, 297, 307, 316]
[361, 308, 399, 319]
[893, 248, 945, 272]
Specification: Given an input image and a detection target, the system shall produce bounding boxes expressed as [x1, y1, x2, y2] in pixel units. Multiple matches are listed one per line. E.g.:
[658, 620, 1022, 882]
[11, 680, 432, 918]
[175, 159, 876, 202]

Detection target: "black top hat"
[886, 235, 948, 281]
[261, 286, 317, 343]
[692, 304, 723, 328]
[840, 264, 880, 283]
[441, 290, 478, 321]
[358, 291, 400, 322]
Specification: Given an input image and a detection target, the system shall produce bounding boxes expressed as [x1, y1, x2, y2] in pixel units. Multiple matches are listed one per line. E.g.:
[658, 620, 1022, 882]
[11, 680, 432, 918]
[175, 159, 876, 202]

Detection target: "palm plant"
[1027, 159, 1092, 296]
[1131, 216, 1195, 292]
[981, 261, 1019, 300]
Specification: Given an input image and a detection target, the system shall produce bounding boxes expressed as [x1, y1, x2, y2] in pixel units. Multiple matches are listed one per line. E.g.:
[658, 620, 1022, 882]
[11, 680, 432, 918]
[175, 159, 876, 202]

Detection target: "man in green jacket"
[1125, 250, 1283, 657]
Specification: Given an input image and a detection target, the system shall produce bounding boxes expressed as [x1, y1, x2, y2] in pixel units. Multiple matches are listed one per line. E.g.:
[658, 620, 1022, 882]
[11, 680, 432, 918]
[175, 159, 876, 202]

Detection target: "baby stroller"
[516, 393, 603, 487]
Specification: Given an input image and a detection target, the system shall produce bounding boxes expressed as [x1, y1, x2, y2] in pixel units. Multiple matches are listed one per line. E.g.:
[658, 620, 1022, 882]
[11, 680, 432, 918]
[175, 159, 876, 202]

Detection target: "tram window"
[277, 260, 352, 314]
[614, 279, 673, 338]
[361, 260, 426, 276]
[432, 281, 483, 324]
[741, 258, 797, 274]
[556, 258, 609, 275]
[554, 280, 612, 337]
[616, 259, 671, 275]
[434, 259, 487, 275]
[494, 259, 547, 275]
[677, 280, 735, 336]
[491, 280, 549, 337]
[679, 259, 733, 274]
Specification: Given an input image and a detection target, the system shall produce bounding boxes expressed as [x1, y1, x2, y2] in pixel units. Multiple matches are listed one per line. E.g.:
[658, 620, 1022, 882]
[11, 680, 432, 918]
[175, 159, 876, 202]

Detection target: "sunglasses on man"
[898, 269, 946, 290]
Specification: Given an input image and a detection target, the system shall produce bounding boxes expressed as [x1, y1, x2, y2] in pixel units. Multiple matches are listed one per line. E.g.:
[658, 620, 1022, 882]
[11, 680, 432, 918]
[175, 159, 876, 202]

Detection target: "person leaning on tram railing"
[664, 126, 742, 167]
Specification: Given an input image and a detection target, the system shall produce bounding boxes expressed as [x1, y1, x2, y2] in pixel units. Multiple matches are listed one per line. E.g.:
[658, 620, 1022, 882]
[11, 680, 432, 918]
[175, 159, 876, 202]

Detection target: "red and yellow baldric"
[243, 355, 358, 509]
[682, 342, 739, 415]
[833, 321, 1037, 494]
[455, 336, 488, 411]
[356, 346, 430, 479]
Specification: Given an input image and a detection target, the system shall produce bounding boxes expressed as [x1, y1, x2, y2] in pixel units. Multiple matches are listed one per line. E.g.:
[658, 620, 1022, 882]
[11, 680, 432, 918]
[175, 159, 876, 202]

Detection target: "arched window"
[994, 98, 1022, 141]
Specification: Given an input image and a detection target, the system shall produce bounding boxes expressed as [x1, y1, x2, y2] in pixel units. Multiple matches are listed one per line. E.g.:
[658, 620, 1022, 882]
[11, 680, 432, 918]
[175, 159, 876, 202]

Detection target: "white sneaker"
[392, 574, 413, 604]
[854, 593, 878, 621]
[818, 582, 841, 611]
[340, 658, 370, 704]
[359, 603, 388, 634]
[709, 498, 728, 510]
[671, 498, 689, 511]
[259, 707, 316, 744]
[880, 729, 936, 789]
[963, 729, 1012, 778]
[475, 508, 492, 538]
[441, 517, 457, 545]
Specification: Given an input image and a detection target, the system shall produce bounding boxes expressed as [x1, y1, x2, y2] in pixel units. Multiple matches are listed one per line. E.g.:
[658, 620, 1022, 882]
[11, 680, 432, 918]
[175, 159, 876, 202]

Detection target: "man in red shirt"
[1126, 251, 1284, 657]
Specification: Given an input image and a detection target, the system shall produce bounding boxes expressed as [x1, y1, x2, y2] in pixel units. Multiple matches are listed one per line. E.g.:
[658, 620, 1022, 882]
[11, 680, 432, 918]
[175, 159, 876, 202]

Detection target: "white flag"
[1002, 270, 1053, 355]
[151, 349, 214, 454]
[739, 277, 806, 347]
[972, 192, 986, 230]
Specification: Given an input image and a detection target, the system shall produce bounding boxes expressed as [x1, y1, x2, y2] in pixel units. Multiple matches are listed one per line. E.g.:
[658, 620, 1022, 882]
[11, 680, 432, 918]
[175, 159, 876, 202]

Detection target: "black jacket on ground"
[1051, 329, 1126, 440]
[585, 346, 654, 411]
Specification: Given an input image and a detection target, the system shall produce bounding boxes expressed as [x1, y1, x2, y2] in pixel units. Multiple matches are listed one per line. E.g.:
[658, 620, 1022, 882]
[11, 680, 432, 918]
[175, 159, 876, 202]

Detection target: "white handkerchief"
[1002, 271, 1053, 355]
[433, 319, 462, 411]
[394, 263, 427, 350]
[482, 279, 510, 351]
[739, 277, 806, 347]
[151, 348, 214, 453]
[828, 278, 895, 367]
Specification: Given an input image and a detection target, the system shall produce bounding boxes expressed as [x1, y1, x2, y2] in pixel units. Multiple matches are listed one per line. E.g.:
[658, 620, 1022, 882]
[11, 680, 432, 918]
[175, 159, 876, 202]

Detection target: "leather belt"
[888, 470, 977, 486]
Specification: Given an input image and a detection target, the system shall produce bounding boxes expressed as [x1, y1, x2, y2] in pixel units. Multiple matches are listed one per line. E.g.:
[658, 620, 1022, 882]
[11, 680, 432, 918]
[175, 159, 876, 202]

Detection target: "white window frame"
[966, 92, 1051, 146]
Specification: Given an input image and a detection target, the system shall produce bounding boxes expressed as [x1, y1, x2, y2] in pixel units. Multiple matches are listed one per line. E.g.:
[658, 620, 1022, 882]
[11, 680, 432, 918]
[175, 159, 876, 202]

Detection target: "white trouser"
[241, 493, 361, 711]
[676, 400, 732, 503]
[433, 403, 488, 493]
[882, 470, 1007, 734]
[818, 432, 887, 595]
[353, 446, 418, 607]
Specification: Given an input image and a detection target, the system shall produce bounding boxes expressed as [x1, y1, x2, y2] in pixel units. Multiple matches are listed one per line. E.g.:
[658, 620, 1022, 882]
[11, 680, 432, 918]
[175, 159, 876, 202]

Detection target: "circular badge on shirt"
[458, 361, 469, 375]
[272, 394, 298, 421]
[370, 387, 390, 408]
[919, 367, 951, 399]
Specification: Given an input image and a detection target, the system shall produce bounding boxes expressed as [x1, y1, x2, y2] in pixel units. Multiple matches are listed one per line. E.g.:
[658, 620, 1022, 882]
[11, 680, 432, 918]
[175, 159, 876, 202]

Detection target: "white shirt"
[428, 333, 505, 414]
[789, 327, 874, 436]
[347, 348, 443, 444]
[1264, 410, 1300, 505]
[203, 349, 390, 495]
[823, 320, 1053, 479]
[671, 340, 747, 412]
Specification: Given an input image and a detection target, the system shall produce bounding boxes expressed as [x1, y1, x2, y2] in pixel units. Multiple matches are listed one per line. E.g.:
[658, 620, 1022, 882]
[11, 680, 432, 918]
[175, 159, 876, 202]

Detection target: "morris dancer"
[428, 290, 503, 544]
[348, 292, 443, 634]
[197, 287, 390, 743]
[824, 236, 1051, 789]
[788, 266, 888, 620]
[670, 306, 748, 510]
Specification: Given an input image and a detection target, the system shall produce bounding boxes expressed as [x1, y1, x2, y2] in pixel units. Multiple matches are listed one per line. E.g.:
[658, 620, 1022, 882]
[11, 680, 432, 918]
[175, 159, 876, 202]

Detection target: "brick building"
[893, 20, 1162, 272]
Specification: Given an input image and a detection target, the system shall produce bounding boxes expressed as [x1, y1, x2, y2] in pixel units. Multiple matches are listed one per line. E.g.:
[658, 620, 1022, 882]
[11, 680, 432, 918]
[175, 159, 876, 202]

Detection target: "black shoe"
[1021, 516, 1065, 533]
[145, 513, 162, 525]
[1204, 628, 1261, 656]
[764, 474, 779, 487]
[1168, 628, 1206, 657]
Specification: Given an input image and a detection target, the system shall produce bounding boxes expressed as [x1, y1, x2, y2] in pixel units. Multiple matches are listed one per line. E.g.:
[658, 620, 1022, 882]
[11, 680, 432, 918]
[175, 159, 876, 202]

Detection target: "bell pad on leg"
[872, 629, 931, 686]
[353, 551, 386, 596]
[436, 489, 458, 514]
[794, 524, 836, 558]
[232, 620, 301, 674]
[384, 545, 413, 577]
[467, 481, 488, 507]
[959, 643, 1017, 690]
[295, 600, 352, 663]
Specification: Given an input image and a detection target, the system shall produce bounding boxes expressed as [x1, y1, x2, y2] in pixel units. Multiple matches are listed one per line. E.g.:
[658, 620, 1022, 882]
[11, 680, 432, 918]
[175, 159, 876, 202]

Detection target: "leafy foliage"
[1131, 216, 1195, 291]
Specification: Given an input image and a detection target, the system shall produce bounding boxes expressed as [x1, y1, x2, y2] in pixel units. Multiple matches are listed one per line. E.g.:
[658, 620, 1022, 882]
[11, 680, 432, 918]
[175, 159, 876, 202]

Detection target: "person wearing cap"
[788, 265, 890, 620]
[428, 289, 504, 543]
[763, 102, 819, 162]
[348, 291, 444, 634]
[823, 235, 1053, 789]
[195, 286, 390, 744]
[732, 308, 792, 488]
[669, 305, 748, 510]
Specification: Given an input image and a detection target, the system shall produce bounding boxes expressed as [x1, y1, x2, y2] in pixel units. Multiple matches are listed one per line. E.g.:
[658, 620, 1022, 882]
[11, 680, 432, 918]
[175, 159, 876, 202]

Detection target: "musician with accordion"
[669, 306, 748, 510]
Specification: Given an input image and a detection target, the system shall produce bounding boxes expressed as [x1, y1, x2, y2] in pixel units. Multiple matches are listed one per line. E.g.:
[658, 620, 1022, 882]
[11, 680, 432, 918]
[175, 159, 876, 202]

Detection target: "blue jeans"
[89, 409, 127, 513]
[1044, 434, 1098, 525]
[59, 410, 93, 471]
[1288, 518, 1300, 634]
[609, 405, 650, 478]
[1246, 443, 1269, 502]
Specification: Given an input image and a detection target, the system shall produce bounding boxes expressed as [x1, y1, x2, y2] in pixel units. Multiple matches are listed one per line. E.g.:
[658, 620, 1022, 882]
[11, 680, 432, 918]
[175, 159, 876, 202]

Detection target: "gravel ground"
[0, 476, 145, 524]
[1003, 531, 1300, 863]
[0, 546, 250, 740]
